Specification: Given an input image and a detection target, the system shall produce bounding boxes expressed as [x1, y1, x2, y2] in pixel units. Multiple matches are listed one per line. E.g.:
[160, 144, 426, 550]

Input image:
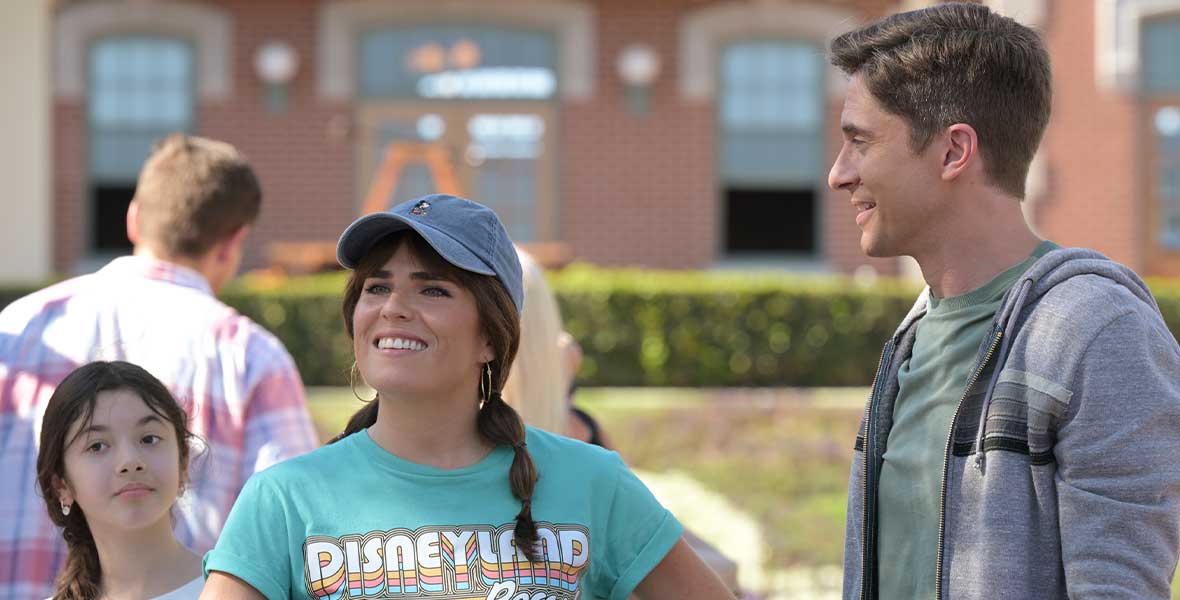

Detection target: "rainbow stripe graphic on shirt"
[303, 523, 590, 599]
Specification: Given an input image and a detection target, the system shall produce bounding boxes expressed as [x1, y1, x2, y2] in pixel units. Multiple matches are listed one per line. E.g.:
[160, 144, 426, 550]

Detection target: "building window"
[1144, 14, 1180, 92]
[1156, 107, 1180, 247]
[356, 26, 558, 243]
[359, 26, 558, 100]
[88, 36, 194, 254]
[718, 41, 823, 256]
[1143, 15, 1180, 247]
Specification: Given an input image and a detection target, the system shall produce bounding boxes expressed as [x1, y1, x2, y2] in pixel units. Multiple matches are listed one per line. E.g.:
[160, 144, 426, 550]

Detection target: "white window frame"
[55, 0, 231, 101]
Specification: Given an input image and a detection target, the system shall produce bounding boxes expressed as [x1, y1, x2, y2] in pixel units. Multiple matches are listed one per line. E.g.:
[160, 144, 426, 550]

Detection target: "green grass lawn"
[306, 387, 1180, 599]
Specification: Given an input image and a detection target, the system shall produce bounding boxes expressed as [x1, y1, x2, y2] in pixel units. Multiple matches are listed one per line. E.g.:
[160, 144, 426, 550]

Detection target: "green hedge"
[4, 269, 1180, 387]
[546, 267, 921, 386]
[214, 268, 923, 386]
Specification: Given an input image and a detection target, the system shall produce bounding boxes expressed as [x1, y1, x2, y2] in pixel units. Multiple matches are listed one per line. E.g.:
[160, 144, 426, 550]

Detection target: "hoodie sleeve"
[1055, 309, 1180, 599]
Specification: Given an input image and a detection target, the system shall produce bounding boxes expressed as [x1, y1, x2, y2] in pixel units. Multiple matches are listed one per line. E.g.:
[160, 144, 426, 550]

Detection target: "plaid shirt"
[0, 256, 319, 599]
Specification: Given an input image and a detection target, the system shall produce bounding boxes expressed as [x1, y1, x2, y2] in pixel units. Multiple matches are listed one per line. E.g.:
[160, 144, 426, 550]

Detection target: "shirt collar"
[99, 255, 214, 296]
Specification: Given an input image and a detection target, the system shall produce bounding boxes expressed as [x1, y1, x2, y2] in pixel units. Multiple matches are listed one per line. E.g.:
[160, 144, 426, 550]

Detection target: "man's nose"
[828, 145, 858, 192]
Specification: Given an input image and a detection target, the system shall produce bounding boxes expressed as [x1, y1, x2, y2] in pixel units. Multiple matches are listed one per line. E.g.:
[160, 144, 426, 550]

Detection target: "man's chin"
[860, 236, 898, 259]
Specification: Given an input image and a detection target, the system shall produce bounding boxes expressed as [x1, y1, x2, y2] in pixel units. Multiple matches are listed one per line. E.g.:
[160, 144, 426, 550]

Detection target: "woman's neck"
[91, 518, 200, 600]
[367, 387, 493, 469]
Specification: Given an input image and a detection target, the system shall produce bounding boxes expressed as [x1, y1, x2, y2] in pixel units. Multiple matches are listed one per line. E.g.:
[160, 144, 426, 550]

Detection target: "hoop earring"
[349, 362, 376, 403]
[480, 362, 493, 405]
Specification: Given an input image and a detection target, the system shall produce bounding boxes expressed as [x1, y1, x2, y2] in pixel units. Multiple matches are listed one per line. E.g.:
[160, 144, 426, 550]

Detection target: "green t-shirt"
[876, 240, 1058, 598]
[204, 426, 683, 600]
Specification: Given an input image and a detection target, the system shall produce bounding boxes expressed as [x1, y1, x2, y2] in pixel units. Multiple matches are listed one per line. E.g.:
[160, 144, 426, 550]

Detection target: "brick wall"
[52, 0, 908, 275]
[1036, 0, 1144, 271]
[200, 0, 354, 270]
[52, 103, 85, 272]
[561, 0, 901, 272]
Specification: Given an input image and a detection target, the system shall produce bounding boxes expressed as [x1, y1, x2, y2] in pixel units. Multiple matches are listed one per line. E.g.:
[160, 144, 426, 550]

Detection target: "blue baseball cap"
[336, 194, 524, 315]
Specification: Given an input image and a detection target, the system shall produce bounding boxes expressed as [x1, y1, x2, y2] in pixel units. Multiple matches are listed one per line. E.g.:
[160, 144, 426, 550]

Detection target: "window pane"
[476, 158, 537, 242]
[88, 36, 194, 253]
[89, 37, 193, 128]
[1144, 16, 1180, 92]
[1159, 107, 1180, 247]
[390, 164, 437, 205]
[361, 111, 549, 242]
[367, 118, 438, 207]
[88, 37, 193, 181]
[719, 41, 822, 131]
[721, 132, 822, 184]
[470, 114, 544, 242]
[90, 130, 170, 180]
[359, 26, 558, 99]
[719, 41, 823, 185]
[719, 40, 824, 255]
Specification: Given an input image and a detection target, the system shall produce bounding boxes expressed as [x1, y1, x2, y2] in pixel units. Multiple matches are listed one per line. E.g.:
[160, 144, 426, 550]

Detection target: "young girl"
[201, 194, 734, 599]
[36, 361, 203, 600]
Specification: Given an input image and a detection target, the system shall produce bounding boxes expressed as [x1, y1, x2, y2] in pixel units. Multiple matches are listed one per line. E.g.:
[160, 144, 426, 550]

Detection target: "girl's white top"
[45, 576, 204, 600]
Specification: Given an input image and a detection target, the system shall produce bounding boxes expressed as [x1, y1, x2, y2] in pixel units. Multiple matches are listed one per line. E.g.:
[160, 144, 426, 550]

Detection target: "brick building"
[3, 0, 1179, 280]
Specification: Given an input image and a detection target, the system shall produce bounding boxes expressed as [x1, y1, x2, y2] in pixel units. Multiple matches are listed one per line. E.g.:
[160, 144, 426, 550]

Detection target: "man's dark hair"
[830, 2, 1052, 198]
[133, 134, 262, 258]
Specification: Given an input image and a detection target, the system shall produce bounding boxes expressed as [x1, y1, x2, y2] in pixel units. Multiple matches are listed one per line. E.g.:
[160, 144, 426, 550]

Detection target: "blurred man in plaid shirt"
[0, 134, 319, 599]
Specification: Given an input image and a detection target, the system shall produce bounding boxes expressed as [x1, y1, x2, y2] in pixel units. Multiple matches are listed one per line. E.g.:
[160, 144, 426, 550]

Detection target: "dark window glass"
[724, 188, 815, 254]
[719, 41, 823, 255]
[87, 37, 193, 254]
[359, 26, 558, 100]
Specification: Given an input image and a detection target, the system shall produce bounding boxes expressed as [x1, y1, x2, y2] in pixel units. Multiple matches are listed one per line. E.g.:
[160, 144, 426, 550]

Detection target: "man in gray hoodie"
[828, 3, 1180, 599]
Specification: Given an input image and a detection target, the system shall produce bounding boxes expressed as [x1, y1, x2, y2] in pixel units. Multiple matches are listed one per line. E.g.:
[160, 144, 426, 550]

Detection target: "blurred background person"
[505, 247, 612, 446]
[502, 248, 568, 434]
[558, 330, 613, 448]
[0, 135, 318, 599]
[507, 246, 739, 595]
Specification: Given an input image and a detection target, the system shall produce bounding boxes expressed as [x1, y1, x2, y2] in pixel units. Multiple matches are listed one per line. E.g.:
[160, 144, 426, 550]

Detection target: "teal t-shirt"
[876, 240, 1058, 598]
[203, 426, 683, 600]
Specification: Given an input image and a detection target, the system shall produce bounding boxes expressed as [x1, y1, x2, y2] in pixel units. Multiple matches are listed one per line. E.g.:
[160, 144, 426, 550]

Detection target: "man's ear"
[126, 201, 141, 245]
[216, 225, 251, 261]
[940, 123, 979, 182]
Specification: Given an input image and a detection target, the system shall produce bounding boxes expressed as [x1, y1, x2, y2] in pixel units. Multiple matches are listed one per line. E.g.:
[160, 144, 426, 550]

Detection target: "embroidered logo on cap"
[409, 199, 431, 216]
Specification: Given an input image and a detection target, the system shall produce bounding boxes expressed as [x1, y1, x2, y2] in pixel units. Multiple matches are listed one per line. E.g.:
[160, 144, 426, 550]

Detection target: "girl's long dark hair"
[333, 232, 540, 560]
[35, 361, 196, 600]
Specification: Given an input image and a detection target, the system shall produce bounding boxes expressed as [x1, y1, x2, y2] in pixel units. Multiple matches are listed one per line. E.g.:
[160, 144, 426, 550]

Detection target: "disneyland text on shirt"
[304, 523, 592, 599]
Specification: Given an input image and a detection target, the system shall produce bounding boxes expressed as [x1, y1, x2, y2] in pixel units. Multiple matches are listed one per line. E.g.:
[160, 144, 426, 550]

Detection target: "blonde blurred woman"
[501, 249, 567, 434]
[506, 251, 738, 593]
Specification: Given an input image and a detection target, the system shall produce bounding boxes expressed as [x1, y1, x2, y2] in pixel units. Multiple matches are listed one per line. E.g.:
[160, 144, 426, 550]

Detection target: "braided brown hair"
[334, 232, 540, 560]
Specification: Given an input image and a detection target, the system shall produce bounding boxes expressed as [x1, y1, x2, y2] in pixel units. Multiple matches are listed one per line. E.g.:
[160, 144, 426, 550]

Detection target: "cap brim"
[336, 213, 496, 276]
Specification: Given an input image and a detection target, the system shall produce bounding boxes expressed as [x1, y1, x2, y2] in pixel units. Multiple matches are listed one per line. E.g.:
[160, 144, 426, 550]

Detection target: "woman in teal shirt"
[200, 194, 732, 600]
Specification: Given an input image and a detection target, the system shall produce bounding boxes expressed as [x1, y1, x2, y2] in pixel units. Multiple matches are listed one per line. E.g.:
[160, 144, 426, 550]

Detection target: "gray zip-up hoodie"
[843, 248, 1180, 599]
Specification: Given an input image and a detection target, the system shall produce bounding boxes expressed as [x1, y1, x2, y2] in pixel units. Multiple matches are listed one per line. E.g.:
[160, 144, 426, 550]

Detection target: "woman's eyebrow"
[366, 269, 454, 282]
[410, 271, 452, 282]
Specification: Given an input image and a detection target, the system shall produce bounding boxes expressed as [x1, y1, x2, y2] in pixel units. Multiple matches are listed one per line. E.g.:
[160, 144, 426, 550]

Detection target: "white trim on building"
[54, 0, 233, 101]
[678, 1, 856, 101]
[0, 0, 51, 283]
[1096, 0, 1180, 92]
